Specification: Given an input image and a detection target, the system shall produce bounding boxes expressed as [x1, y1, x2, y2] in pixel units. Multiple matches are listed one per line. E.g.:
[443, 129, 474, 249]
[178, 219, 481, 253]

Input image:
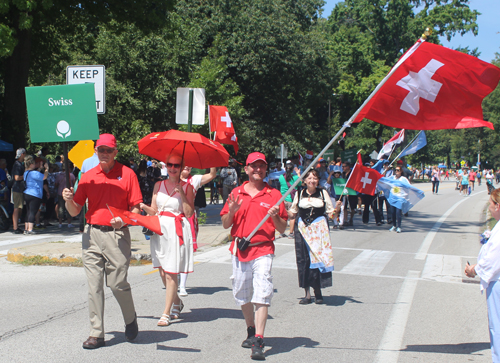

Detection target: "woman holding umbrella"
[141, 153, 195, 327]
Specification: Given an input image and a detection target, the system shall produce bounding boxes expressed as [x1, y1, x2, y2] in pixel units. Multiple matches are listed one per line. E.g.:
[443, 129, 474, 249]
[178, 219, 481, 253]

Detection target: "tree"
[0, 0, 176, 148]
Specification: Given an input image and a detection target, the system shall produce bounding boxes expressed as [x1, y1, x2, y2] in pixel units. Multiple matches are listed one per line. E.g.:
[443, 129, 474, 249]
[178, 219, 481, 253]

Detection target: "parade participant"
[289, 169, 341, 305]
[221, 152, 287, 360]
[55, 163, 76, 228]
[431, 165, 440, 194]
[389, 166, 409, 233]
[478, 169, 482, 186]
[11, 148, 26, 234]
[469, 168, 477, 191]
[461, 168, 470, 196]
[220, 158, 238, 205]
[141, 153, 194, 327]
[465, 188, 500, 362]
[341, 161, 357, 227]
[62, 134, 141, 349]
[23, 156, 49, 234]
[178, 165, 216, 296]
[279, 163, 301, 238]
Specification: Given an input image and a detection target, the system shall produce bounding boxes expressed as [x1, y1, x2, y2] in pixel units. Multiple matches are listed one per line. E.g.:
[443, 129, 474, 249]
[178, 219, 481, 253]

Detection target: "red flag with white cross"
[354, 41, 500, 130]
[346, 162, 382, 196]
[209, 105, 239, 154]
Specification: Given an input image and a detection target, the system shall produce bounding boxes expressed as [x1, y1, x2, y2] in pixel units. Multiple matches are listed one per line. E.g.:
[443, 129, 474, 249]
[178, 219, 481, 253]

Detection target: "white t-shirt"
[188, 174, 202, 192]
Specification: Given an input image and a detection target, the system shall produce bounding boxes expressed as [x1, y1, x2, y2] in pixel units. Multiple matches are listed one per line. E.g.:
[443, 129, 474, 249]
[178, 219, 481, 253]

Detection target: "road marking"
[272, 250, 297, 270]
[415, 190, 485, 260]
[340, 250, 395, 276]
[421, 254, 462, 283]
[0, 235, 50, 247]
[375, 270, 420, 363]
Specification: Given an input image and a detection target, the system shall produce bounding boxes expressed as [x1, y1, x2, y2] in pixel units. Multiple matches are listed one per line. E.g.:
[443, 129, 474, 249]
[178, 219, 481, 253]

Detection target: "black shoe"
[299, 297, 312, 305]
[14, 228, 23, 234]
[242, 326, 256, 348]
[315, 298, 324, 304]
[251, 336, 265, 360]
[82, 336, 105, 349]
[125, 314, 138, 341]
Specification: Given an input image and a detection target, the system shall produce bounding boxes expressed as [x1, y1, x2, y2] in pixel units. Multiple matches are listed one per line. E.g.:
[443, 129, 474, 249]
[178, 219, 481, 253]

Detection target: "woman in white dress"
[141, 153, 195, 326]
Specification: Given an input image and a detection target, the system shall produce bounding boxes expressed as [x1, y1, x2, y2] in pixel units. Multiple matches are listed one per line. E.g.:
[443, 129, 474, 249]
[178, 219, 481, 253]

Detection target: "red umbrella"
[137, 130, 230, 169]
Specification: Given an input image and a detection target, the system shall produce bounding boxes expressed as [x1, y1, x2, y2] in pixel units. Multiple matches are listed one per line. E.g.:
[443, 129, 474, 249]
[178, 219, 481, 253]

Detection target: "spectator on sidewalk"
[11, 148, 26, 234]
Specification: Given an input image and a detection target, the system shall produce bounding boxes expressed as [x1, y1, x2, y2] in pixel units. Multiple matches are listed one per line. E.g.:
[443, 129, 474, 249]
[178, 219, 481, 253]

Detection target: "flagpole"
[241, 34, 430, 243]
[388, 130, 423, 167]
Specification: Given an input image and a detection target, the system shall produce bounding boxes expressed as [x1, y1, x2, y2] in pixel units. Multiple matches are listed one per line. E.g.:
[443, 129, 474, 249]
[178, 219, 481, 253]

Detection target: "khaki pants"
[82, 225, 136, 338]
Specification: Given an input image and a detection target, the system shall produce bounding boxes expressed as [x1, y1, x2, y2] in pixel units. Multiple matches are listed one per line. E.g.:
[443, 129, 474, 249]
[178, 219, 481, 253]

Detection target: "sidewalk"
[6, 203, 230, 265]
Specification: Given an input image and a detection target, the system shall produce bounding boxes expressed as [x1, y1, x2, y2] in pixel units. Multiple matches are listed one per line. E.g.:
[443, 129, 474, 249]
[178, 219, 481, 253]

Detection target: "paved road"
[0, 180, 493, 362]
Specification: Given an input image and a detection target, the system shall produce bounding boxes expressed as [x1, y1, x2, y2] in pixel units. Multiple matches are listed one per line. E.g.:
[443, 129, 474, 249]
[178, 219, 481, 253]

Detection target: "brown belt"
[90, 224, 128, 232]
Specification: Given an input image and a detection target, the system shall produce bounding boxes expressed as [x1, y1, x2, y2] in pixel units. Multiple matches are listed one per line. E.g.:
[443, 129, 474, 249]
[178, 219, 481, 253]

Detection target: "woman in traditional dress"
[141, 153, 194, 326]
[465, 188, 500, 362]
[289, 169, 341, 304]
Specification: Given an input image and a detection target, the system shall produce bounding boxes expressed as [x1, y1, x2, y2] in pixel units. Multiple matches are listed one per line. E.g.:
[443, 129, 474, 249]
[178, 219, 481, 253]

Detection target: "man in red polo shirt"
[62, 134, 142, 349]
[221, 152, 287, 361]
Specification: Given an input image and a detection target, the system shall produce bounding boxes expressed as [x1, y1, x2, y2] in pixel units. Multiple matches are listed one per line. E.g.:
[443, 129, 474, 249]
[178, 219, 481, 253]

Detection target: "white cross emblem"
[360, 172, 372, 189]
[221, 111, 232, 128]
[231, 134, 237, 141]
[396, 59, 444, 116]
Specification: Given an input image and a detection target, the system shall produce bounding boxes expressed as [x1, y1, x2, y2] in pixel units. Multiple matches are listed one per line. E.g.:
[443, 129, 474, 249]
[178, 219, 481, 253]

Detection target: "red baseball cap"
[246, 152, 267, 165]
[96, 134, 117, 148]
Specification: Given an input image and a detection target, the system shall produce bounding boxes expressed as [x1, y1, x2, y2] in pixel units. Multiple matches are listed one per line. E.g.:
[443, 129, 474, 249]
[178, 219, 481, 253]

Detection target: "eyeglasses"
[167, 163, 181, 168]
[396, 169, 402, 172]
[97, 147, 116, 154]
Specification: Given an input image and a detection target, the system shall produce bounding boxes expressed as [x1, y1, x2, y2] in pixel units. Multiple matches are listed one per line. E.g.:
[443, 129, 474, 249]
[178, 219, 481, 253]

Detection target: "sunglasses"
[97, 147, 116, 154]
[167, 163, 181, 168]
[396, 169, 402, 171]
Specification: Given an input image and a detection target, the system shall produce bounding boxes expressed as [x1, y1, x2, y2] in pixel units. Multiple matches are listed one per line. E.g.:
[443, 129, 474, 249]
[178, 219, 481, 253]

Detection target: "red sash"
[159, 211, 185, 245]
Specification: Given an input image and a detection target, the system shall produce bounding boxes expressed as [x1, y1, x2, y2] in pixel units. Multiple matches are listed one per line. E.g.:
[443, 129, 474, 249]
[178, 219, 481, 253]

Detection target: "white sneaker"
[396, 227, 402, 233]
[179, 287, 188, 297]
[68, 224, 74, 228]
[389, 226, 396, 232]
[58, 224, 63, 228]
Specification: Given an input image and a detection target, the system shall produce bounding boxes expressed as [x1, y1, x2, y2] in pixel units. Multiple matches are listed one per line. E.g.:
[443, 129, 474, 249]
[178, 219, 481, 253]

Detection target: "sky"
[322, 0, 499, 63]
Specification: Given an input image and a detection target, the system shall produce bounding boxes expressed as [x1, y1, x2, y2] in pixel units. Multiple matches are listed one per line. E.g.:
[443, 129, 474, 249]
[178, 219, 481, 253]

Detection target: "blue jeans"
[391, 207, 402, 228]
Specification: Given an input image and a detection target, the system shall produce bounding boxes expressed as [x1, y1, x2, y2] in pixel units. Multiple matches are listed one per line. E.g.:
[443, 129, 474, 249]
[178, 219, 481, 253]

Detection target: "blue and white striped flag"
[377, 177, 425, 214]
[399, 131, 427, 158]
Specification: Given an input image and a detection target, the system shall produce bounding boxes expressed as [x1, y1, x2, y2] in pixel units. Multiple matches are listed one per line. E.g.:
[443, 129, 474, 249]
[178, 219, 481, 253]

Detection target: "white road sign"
[176, 88, 206, 125]
[66, 65, 105, 114]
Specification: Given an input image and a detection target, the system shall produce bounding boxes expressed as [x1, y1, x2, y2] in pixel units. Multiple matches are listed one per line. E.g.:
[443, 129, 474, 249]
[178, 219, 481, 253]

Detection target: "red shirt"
[74, 161, 142, 226]
[220, 182, 288, 262]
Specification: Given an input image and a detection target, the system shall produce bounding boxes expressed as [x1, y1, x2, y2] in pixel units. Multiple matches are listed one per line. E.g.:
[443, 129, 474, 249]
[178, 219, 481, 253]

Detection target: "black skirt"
[294, 219, 332, 290]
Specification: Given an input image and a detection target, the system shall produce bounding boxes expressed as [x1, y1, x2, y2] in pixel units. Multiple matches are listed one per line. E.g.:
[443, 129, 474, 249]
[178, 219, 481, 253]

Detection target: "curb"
[6, 229, 232, 266]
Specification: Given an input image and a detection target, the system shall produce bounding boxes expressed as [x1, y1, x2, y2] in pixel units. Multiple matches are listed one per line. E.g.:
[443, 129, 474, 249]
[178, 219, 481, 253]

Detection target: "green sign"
[332, 178, 356, 196]
[323, 149, 334, 162]
[25, 83, 99, 143]
[341, 148, 357, 164]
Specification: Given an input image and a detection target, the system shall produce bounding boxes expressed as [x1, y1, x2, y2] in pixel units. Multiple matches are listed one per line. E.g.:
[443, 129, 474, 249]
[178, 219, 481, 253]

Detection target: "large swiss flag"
[346, 162, 382, 196]
[209, 105, 239, 154]
[354, 41, 500, 130]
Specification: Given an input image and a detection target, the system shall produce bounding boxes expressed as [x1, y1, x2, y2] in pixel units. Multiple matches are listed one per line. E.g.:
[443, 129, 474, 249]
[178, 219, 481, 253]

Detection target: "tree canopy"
[0, 0, 498, 169]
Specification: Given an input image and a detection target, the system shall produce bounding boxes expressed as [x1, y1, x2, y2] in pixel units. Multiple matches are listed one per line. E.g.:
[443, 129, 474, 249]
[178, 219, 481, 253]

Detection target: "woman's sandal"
[157, 313, 170, 326]
[170, 300, 184, 320]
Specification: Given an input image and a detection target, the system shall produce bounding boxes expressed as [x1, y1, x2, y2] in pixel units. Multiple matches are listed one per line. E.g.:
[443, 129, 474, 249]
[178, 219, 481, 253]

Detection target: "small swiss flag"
[209, 105, 239, 154]
[346, 161, 382, 196]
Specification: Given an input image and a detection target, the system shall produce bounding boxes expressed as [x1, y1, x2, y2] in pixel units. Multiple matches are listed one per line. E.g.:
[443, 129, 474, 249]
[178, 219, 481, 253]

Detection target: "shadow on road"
[401, 342, 490, 355]
[184, 286, 231, 295]
[323, 295, 363, 306]
[264, 336, 320, 356]
[105, 329, 188, 347]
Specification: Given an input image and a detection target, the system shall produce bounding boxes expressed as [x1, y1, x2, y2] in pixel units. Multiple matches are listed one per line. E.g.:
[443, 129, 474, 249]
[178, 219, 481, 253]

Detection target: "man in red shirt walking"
[63, 134, 142, 349]
[221, 152, 288, 360]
